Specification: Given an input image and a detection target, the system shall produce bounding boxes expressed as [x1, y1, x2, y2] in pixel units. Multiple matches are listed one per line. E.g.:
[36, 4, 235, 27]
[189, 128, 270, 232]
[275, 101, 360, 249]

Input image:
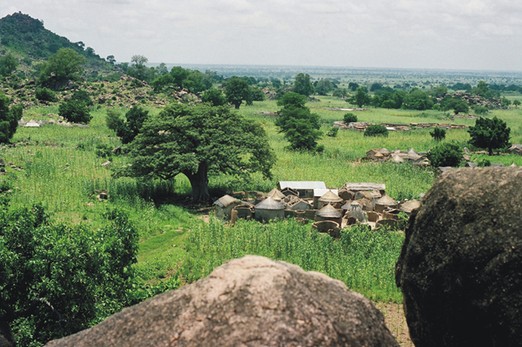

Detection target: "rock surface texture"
[396, 167, 522, 347]
[47, 255, 398, 347]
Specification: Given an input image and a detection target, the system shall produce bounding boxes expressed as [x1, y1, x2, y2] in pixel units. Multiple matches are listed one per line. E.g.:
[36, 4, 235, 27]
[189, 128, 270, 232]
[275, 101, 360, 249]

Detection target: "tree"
[427, 142, 463, 167]
[106, 106, 149, 144]
[350, 86, 371, 107]
[276, 92, 322, 151]
[0, 53, 18, 77]
[430, 127, 446, 141]
[127, 55, 153, 82]
[343, 113, 358, 124]
[126, 104, 275, 202]
[202, 88, 227, 106]
[0, 93, 22, 143]
[364, 125, 388, 137]
[39, 48, 85, 89]
[0, 204, 138, 346]
[59, 99, 91, 124]
[468, 117, 511, 155]
[293, 73, 314, 96]
[403, 88, 434, 110]
[513, 100, 521, 108]
[224, 77, 250, 109]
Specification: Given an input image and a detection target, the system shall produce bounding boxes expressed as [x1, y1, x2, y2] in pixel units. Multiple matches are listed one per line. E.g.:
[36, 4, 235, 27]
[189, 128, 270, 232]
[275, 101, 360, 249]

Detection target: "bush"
[427, 142, 463, 167]
[0, 93, 23, 144]
[35, 87, 57, 102]
[364, 125, 388, 137]
[59, 99, 92, 123]
[430, 127, 446, 141]
[326, 126, 339, 137]
[473, 105, 489, 115]
[343, 113, 358, 124]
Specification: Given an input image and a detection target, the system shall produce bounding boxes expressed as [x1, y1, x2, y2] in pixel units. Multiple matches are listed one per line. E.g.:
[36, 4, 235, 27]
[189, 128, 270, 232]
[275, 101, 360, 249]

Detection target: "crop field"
[2, 96, 522, 306]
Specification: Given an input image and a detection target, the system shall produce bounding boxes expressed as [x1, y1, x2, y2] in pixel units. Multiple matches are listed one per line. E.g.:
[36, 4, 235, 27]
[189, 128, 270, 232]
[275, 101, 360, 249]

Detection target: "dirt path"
[375, 302, 414, 347]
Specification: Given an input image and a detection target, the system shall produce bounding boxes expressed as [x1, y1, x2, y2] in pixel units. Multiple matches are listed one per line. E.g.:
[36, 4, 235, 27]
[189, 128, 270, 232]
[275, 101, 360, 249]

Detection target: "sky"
[2, 0, 522, 71]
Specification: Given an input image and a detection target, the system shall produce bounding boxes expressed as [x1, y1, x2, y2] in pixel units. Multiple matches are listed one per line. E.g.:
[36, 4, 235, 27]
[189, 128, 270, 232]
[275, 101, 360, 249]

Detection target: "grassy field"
[1, 96, 521, 305]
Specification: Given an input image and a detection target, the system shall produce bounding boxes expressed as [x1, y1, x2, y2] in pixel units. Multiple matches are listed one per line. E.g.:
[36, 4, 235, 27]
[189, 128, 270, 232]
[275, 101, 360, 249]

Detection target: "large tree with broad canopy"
[126, 104, 275, 202]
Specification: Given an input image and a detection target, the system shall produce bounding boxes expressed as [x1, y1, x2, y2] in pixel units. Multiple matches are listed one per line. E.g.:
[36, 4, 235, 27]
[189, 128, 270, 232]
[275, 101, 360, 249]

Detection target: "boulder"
[396, 167, 522, 347]
[48, 256, 398, 347]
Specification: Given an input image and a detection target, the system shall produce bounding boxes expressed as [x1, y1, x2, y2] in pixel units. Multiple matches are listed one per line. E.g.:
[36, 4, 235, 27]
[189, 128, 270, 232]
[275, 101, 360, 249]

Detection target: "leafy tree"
[350, 86, 371, 107]
[59, 99, 91, 123]
[513, 99, 521, 108]
[343, 113, 358, 124]
[39, 48, 85, 89]
[403, 88, 433, 110]
[276, 92, 321, 151]
[0, 93, 22, 143]
[35, 87, 57, 103]
[430, 127, 446, 141]
[326, 127, 339, 137]
[106, 106, 149, 144]
[126, 104, 275, 202]
[293, 73, 314, 96]
[106, 55, 116, 64]
[202, 88, 227, 106]
[441, 97, 469, 114]
[0, 204, 138, 346]
[472, 80, 499, 99]
[0, 53, 18, 77]
[427, 142, 463, 167]
[224, 77, 251, 109]
[314, 79, 335, 95]
[127, 54, 152, 81]
[468, 117, 511, 155]
[348, 82, 359, 91]
[364, 125, 388, 137]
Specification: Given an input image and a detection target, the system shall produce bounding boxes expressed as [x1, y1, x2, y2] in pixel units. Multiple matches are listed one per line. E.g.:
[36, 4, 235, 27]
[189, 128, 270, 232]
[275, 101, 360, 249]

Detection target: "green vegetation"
[427, 142, 463, 167]
[364, 124, 389, 137]
[39, 48, 85, 89]
[106, 106, 149, 144]
[58, 99, 91, 124]
[468, 116, 511, 155]
[0, 93, 22, 143]
[430, 127, 446, 141]
[343, 112, 358, 124]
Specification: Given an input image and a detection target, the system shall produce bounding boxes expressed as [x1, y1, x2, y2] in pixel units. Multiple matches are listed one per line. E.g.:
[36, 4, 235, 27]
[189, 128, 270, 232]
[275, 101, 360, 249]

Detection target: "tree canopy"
[293, 73, 314, 96]
[0, 93, 22, 143]
[126, 104, 275, 202]
[39, 48, 85, 89]
[106, 106, 149, 144]
[224, 76, 251, 109]
[468, 116, 511, 155]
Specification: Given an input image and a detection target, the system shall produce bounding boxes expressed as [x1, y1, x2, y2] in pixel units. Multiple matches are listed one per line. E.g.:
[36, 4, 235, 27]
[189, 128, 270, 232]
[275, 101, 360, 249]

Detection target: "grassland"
[1, 96, 521, 304]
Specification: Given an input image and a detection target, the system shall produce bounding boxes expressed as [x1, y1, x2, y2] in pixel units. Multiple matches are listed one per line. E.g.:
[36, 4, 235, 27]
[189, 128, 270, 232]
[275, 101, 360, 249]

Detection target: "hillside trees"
[468, 117, 511, 155]
[106, 106, 149, 144]
[125, 104, 275, 202]
[0, 53, 18, 77]
[39, 48, 85, 89]
[276, 92, 322, 151]
[58, 91, 92, 124]
[0, 93, 22, 143]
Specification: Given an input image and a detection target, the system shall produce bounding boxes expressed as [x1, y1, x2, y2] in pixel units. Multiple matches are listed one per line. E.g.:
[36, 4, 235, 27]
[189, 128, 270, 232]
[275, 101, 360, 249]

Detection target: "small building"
[374, 195, 398, 213]
[315, 204, 343, 225]
[254, 197, 285, 222]
[213, 195, 241, 220]
[281, 187, 299, 197]
[278, 181, 327, 199]
[317, 190, 343, 209]
[288, 199, 313, 211]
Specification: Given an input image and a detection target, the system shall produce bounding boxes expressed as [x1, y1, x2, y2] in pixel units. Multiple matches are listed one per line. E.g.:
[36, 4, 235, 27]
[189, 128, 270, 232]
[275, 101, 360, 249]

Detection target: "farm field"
[2, 94, 522, 346]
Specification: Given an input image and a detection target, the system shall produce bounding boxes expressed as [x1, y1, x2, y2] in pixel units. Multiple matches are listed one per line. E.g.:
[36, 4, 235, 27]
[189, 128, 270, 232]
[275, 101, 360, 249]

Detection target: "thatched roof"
[316, 204, 342, 218]
[255, 197, 285, 211]
[319, 190, 343, 203]
[375, 195, 397, 207]
[213, 195, 240, 208]
[267, 188, 285, 201]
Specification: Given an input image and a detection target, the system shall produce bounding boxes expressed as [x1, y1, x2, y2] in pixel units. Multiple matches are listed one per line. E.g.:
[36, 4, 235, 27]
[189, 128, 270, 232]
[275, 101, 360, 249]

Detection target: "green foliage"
[371, 88, 405, 109]
[326, 126, 339, 137]
[0, 204, 138, 346]
[71, 89, 93, 106]
[513, 100, 521, 108]
[430, 127, 446, 141]
[441, 97, 469, 114]
[364, 125, 389, 137]
[181, 219, 404, 302]
[473, 105, 489, 115]
[343, 112, 358, 124]
[427, 142, 463, 167]
[350, 86, 371, 107]
[293, 73, 314, 96]
[0, 93, 22, 143]
[403, 88, 434, 110]
[59, 99, 91, 124]
[35, 87, 57, 103]
[224, 76, 250, 109]
[314, 78, 336, 95]
[126, 104, 275, 202]
[39, 48, 85, 89]
[201, 88, 227, 106]
[276, 93, 322, 151]
[468, 116, 511, 155]
[106, 106, 149, 144]
[0, 52, 18, 77]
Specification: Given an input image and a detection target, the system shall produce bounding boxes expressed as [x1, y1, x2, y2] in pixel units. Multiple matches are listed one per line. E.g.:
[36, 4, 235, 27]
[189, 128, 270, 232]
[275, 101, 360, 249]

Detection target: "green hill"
[0, 12, 116, 79]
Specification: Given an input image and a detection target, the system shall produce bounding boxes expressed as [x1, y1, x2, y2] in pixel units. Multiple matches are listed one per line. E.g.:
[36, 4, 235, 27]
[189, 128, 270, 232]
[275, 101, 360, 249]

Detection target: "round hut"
[375, 195, 398, 213]
[343, 201, 368, 223]
[267, 188, 286, 201]
[315, 204, 343, 225]
[254, 197, 285, 222]
[318, 190, 343, 209]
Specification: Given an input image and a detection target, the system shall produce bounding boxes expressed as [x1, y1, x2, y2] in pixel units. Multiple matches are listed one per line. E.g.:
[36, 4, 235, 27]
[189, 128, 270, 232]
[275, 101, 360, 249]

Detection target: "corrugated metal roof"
[278, 181, 327, 190]
[255, 197, 285, 211]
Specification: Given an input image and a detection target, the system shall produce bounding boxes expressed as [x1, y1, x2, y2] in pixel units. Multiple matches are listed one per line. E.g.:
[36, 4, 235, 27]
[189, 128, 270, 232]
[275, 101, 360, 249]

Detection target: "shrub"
[58, 99, 92, 123]
[430, 127, 446, 141]
[427, 142, 463, 167]
[326, 126, 339, 137]
[473, 105, 489, 115]
[343, 113, 358, 124]
[364, 125, 388, 137]
[0, 93, 23, 144]
[35, 87, 57, 102]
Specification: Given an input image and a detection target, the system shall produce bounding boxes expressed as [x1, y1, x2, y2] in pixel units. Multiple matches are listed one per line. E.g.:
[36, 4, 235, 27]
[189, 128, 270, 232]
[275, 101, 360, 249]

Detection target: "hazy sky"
[2, 0, 522, 71]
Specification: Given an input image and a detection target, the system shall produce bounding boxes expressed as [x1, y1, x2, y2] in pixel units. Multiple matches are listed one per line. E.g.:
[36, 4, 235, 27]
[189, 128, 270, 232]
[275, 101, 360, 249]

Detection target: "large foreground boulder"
[48, 256, 398, 347]
[396, 167, 522, 347]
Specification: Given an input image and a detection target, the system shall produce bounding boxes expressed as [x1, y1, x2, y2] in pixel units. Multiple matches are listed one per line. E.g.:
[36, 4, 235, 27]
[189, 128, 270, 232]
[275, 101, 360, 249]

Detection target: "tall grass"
[180, 218, 404, 302]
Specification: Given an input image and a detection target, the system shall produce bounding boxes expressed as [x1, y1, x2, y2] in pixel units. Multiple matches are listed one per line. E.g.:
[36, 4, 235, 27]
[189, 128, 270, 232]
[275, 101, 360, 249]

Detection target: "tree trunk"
[185, 162, 210, 203]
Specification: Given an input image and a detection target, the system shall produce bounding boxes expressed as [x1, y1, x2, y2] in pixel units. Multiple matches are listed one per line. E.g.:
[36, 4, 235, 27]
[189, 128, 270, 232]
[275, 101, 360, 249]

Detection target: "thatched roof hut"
[318, 190, 343, 208]
[267, 188, 285, 201]
[254, 197, 285, 222]
[315, 204, 342, 225]
[375, 195, 398, 213]
[213, 195, 241, 220]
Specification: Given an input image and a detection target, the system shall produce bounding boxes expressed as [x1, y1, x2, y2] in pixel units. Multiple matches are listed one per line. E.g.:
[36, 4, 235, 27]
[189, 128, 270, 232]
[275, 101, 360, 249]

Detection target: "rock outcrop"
[396, 167, 522, 347]
[48, 256, 398, 347]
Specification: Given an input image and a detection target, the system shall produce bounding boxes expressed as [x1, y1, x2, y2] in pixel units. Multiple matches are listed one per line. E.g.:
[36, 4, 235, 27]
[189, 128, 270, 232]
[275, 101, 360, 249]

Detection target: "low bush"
[364, 125, 388, 137]
[58, 99, 92, 123]
[35, 87, 57, 103]
[427, 142, 463, 167]
[430, 127, 446, 141]
[343, 113, 358, 124]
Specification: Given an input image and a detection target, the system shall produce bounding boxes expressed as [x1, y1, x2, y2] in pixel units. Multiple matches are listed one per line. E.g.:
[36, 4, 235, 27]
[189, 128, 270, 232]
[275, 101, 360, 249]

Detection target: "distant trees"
[293, 73, 314, 96]
[39, 48, 85, 89]
[468, 117, 511, 155]
[350, 86, 371, 107]
[106, 106, 149, 144]
[276, 92, 322, 151]
[224, 77, 251, 109]
[0, 53, 18, 77]
[0, 93, 22, 143]
[125, 104, 275, 202]
[403, 88, 433, 110]
[152, 65, 213, 93]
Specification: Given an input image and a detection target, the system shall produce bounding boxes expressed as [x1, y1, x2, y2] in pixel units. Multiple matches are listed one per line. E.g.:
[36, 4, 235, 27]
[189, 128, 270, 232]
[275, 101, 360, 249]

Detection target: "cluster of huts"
[213, 181, 421, 237]
[333, 121, 467, 132]
[365, 148, 430, 166]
